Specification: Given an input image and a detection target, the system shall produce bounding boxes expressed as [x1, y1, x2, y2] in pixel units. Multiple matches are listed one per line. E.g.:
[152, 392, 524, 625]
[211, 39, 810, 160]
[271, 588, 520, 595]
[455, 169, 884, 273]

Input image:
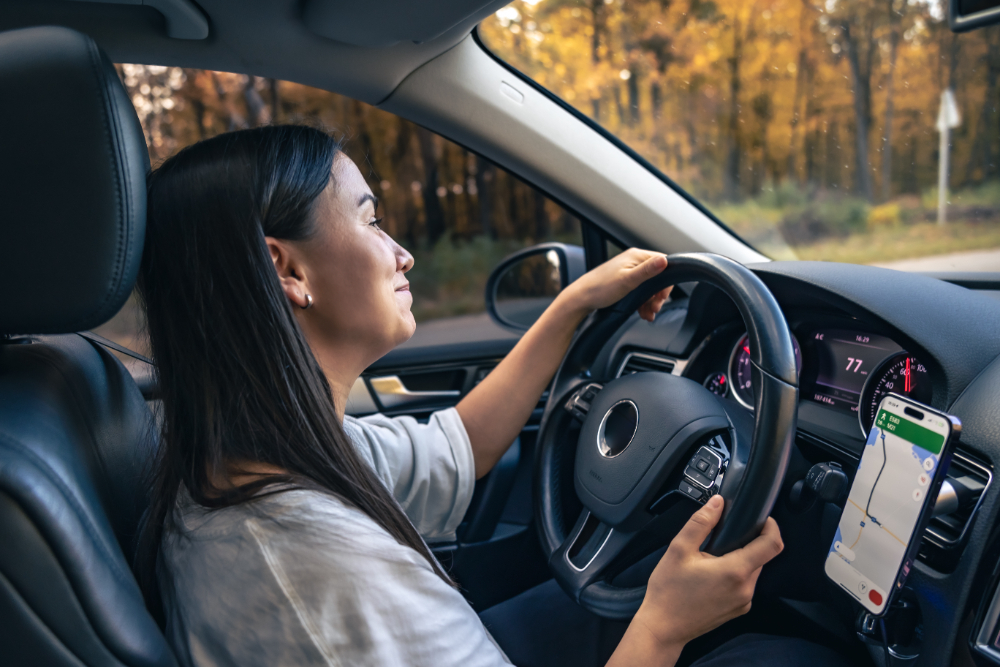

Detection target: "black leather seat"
[0, 26, 176, 667]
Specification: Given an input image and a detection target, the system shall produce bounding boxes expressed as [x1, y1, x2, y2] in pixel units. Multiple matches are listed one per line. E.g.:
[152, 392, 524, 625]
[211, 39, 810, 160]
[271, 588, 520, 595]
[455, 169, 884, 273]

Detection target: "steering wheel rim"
[534, 253, 799, 619]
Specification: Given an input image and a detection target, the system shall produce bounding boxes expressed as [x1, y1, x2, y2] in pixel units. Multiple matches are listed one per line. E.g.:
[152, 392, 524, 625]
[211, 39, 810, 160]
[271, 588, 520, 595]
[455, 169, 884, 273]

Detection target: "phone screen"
[824, 395, 952, 614]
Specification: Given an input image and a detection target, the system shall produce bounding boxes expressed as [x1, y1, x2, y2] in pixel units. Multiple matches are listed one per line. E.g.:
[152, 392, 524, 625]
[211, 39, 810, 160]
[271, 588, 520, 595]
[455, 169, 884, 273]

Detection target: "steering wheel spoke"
[549, 510, 639, 601]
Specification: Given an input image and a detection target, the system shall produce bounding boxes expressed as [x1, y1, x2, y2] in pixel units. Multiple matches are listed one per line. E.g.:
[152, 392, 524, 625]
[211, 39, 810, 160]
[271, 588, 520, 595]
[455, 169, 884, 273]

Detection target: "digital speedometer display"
[808, 330, 901, 415]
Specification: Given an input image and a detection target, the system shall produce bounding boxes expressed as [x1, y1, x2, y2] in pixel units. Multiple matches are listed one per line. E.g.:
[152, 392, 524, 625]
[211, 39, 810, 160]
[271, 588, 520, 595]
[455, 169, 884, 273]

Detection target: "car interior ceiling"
[4, 2, 1000, 667]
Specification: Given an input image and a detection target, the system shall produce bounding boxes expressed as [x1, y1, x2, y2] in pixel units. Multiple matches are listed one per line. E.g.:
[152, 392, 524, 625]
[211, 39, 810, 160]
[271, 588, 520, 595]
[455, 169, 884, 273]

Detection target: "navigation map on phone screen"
[824, 396, 951, 614]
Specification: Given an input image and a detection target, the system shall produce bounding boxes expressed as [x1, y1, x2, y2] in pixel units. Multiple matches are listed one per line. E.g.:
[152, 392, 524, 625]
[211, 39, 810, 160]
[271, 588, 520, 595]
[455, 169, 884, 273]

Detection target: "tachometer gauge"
[703, 372, 728, 397]
[859, 353, 932, 434]
[728, 332, 802, 410]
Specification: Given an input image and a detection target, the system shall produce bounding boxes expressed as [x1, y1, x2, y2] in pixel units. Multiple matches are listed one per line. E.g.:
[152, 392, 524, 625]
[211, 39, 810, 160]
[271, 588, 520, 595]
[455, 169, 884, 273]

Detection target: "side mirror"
[950, 0, 1000, 31]
[485, 243, 586, 331]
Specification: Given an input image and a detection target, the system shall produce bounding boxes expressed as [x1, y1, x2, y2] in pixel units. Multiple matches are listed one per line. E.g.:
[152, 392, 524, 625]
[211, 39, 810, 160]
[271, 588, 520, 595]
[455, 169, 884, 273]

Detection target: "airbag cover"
[575, 372, 729, 506]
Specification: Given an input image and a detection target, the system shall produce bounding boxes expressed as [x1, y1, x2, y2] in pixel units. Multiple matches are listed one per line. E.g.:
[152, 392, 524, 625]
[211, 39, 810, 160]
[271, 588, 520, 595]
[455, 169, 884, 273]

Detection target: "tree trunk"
[351, 99, 375, 177]
[475, 155, 495, 239]
[651, 82, 662, 119]
[268, 78, 280, 122]
[628, 70, 640, 125]
[842, 20, 874, 201]
[533, 189, 549, 240]
[416, 126, 446, 245]
[881, 0, 901, 202]
[613, 85, 627, 127]
[590, 0, 602, 122]
[212, 71, 246, 131]
[243, 76, 268, 127]
[725, 17, 744, 200]
[787, 0, 810, 183]
[965, 37, 999, 182]
[191, 96, 207, 140]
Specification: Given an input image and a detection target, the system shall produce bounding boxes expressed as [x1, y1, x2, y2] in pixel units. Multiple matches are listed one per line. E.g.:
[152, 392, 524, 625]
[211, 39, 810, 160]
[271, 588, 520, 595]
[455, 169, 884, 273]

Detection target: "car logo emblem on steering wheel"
[597, 400, 639, 458]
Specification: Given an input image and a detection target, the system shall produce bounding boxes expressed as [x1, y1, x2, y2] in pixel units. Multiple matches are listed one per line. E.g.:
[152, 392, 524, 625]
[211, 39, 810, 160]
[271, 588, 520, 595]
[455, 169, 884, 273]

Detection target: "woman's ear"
[265, 237, 311, 309]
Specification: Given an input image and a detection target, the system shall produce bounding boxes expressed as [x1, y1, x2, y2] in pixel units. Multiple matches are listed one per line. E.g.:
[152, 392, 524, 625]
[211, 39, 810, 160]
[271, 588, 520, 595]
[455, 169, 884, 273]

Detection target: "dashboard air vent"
[918, 450, 992, 572]
[616, 351, 676, 378]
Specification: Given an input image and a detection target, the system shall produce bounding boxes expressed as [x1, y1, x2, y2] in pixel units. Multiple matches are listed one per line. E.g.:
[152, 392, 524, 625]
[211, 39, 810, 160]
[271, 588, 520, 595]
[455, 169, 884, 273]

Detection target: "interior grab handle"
[369, 375, 460, 409]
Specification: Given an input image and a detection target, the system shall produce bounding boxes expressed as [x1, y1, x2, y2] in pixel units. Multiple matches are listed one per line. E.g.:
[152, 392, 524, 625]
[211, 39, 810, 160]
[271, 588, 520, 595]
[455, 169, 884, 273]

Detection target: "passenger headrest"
[0, 26, 149, 335]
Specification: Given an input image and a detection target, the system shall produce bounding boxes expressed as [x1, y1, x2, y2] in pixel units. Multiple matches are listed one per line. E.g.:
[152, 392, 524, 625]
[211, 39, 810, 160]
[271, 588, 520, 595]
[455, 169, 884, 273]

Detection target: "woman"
[136, 125, 843, 667]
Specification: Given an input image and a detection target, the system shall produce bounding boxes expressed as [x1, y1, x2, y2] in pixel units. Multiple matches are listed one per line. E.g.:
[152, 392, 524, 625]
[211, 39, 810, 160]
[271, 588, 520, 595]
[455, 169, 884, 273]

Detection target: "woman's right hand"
[608, 495, 784, 666]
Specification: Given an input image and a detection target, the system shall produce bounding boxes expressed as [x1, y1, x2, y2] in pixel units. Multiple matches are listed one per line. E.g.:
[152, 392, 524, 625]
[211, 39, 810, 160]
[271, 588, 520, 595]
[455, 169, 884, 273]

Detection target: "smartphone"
[824, 393, 960, 615]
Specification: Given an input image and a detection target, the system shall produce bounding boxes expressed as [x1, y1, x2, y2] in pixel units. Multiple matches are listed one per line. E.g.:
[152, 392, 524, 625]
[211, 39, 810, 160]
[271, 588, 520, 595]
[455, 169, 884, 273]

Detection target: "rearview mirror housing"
[485, 243, 586, 331]
[950, 0, 1000, 31]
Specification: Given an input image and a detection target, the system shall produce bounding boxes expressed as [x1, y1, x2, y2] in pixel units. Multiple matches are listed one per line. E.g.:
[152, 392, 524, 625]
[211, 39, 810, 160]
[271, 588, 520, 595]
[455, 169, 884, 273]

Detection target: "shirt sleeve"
[343, 407, 475, 542]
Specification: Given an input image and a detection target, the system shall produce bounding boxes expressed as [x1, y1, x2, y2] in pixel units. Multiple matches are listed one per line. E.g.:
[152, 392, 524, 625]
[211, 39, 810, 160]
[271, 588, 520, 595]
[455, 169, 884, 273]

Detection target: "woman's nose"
[396, 242, 414, 273]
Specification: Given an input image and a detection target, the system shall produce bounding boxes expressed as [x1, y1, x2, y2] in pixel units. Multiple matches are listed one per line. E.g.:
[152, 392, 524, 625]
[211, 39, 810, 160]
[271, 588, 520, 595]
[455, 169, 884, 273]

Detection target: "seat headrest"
[0, 26, 149, 336]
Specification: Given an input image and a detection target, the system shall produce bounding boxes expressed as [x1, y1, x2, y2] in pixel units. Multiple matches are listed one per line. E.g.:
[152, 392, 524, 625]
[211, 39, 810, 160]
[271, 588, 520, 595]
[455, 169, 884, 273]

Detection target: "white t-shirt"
[159, 408, 512, 667]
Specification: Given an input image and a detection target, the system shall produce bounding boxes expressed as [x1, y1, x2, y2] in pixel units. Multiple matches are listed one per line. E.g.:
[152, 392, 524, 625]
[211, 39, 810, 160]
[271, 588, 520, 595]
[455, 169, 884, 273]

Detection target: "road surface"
[873, 248, 1000, 272]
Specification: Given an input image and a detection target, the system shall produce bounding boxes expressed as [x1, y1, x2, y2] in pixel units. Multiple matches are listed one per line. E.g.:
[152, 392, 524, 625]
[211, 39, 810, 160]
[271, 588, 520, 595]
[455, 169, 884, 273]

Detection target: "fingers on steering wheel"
[635, 253, 668, 281]
[670, 494, 724, 554]
[733, 517, 785, 572]
[638, 286, 673, 322]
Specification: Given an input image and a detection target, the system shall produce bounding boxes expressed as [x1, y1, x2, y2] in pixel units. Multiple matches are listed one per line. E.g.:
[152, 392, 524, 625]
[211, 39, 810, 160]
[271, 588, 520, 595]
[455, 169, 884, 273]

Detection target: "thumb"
[671, 494, 724, 554]
[630, 254, 668, 285]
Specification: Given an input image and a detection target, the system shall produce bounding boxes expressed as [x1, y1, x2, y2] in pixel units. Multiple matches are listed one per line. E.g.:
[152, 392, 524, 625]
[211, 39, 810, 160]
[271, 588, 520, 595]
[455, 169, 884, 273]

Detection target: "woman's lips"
[395, 282, 410, 293]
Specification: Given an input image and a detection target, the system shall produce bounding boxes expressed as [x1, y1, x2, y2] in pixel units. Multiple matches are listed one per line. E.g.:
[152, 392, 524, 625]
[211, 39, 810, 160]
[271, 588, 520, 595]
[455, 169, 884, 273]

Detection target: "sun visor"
[303, 0, 508, 47]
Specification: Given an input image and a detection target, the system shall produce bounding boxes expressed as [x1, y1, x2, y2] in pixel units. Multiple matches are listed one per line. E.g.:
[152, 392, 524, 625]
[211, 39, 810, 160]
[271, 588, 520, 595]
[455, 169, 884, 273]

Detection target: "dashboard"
[596, 261, 1000, 667]
[377, 259, 1000, 666]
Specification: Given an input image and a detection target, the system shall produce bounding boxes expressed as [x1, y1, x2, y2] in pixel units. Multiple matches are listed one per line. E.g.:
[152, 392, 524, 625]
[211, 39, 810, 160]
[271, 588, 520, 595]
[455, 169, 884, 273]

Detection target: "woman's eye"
[369, 217, 383, 230]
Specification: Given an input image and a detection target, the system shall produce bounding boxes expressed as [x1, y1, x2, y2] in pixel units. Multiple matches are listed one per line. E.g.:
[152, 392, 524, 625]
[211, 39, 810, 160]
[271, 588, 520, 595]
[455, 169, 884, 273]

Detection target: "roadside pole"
[936, 88, 961, 226]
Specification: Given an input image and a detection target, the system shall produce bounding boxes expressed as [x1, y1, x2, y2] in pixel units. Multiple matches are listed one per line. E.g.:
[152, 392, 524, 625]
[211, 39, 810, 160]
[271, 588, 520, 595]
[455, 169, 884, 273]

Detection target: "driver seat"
[0, 26, 176, 666]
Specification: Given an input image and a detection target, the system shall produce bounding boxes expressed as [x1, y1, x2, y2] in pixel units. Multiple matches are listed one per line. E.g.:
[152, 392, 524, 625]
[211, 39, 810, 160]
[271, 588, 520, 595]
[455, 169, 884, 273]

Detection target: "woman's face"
[276, 153, 415, 379]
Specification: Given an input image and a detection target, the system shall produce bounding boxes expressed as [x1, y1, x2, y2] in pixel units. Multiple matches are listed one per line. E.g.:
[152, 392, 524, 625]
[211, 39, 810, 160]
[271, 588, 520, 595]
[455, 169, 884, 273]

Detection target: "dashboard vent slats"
[616, 352, 676, 378]
[918, 450, 993, 572]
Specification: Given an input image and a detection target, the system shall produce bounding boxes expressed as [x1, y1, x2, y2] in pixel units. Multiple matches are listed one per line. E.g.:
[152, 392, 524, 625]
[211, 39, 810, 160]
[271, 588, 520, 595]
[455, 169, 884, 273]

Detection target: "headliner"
[0, 0, 506, 104]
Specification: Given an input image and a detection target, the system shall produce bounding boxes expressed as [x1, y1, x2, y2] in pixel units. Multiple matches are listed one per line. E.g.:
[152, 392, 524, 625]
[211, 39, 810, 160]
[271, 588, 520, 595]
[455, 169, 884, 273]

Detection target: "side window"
[96, 67, 584, 349]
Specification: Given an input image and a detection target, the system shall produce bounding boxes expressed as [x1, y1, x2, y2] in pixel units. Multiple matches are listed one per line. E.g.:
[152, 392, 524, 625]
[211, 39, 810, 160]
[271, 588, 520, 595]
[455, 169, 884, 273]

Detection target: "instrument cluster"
[703, 326, 933, 436]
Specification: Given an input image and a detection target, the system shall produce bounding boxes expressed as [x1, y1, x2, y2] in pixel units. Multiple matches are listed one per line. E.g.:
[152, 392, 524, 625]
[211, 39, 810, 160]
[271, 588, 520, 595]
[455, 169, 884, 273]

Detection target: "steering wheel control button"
[679, 481, 704, 501]
[684, 446, 724, 489]
[686, 470, 713, 489]
[597, 400, 639, 458]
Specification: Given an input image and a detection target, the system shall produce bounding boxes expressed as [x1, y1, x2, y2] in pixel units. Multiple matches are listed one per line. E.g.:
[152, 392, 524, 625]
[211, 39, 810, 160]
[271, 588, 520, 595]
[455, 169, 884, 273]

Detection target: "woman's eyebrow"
[357, 193, 379, 212]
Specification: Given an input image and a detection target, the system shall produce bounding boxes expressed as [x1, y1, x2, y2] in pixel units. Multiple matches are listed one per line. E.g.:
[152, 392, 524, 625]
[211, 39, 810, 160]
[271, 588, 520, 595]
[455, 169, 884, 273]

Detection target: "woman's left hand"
[459, 248, 673, 478]
[560, 248, 673, 322]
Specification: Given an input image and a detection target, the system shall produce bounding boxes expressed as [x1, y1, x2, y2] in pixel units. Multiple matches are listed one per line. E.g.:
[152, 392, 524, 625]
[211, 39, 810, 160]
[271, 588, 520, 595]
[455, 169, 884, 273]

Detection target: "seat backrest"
[0, 26, 176, 667]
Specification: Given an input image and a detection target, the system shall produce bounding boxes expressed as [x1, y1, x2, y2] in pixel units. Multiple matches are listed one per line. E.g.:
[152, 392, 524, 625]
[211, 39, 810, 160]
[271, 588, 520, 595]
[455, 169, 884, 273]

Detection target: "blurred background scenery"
[97, 62, 585, 350]
[97, 0, 999, 351]
[479, 0, 1000, 264]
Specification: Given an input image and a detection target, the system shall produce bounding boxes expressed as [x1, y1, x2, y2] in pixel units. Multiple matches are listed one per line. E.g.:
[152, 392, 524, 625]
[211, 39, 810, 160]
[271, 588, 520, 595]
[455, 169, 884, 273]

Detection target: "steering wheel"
[535, 253, 799, 620]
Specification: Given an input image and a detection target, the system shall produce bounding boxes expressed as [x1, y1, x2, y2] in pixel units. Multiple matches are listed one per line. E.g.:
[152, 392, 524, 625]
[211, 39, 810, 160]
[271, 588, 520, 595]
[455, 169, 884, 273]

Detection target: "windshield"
[479, 2, 1000, 269]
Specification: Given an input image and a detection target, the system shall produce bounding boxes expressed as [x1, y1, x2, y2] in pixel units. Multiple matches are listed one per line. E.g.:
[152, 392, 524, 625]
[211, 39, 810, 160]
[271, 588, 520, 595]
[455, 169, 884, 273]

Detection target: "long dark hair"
[135, 125, 451, 606]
